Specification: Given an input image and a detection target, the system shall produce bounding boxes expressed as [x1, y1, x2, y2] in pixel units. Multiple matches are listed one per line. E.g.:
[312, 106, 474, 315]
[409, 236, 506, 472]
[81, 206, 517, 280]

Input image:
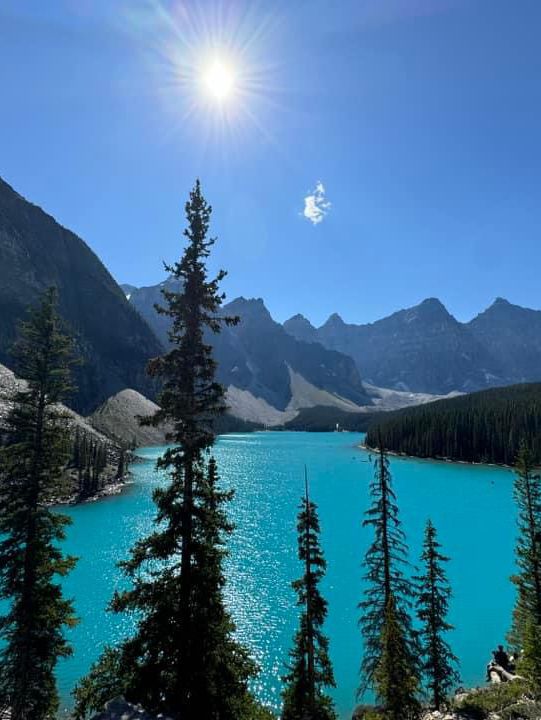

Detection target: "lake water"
[58, 431, 517, 718]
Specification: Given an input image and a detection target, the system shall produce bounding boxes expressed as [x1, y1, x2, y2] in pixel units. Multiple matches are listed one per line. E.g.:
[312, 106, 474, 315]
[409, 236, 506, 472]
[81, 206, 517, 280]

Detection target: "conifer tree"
[116, 447, 126, 480]
[415, 520, 459, 709]
[282, 470, 336, 720]
[521, 620, 541, 692]
[76, 181, 261, 719]
[373, 595, 420, 720]
[0, 287, 78, 720]
[509, 441, 541, 681]
[359, 442, 420, 720]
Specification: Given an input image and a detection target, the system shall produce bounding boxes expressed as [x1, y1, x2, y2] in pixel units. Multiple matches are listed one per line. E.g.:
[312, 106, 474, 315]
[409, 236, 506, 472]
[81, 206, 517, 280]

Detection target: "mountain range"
[125, 280, 374, 424]
[284, 297, 541, 395]
[3, 174, 541, 427]
[125, 275, 541, 418]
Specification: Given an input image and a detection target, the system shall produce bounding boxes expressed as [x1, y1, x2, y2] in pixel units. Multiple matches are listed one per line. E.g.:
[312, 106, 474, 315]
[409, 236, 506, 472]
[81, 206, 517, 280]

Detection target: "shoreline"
[358, 443, 514, 471]
[50, 476, 134, 508]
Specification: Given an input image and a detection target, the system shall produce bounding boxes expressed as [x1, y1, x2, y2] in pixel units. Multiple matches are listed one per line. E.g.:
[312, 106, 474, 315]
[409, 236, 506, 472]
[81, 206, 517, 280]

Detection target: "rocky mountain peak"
[415, 297, 453, 320]
[224, 296, 273, 323]
[287, 313, 310, 323]
[322, 312, 346, 329]
[470, 297, 539, 327]
[283, 314, 318, 343]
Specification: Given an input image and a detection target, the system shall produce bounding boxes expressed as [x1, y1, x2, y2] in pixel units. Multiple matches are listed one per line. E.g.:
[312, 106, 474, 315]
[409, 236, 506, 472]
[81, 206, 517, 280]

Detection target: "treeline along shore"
[365, 383, 541, 466]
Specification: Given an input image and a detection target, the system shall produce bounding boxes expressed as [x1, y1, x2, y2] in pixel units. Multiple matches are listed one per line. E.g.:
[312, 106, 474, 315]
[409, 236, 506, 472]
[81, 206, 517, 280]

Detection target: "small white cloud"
[303, 181, 331, 225]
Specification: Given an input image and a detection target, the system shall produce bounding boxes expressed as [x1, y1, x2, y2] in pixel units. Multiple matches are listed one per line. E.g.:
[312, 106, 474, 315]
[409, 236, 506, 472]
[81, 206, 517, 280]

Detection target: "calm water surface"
[58, 432, 516, 718]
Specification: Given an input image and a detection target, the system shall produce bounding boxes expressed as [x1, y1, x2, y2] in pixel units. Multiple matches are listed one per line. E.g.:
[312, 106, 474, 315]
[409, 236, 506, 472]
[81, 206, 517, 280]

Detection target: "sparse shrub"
[454, 680, 533, 718]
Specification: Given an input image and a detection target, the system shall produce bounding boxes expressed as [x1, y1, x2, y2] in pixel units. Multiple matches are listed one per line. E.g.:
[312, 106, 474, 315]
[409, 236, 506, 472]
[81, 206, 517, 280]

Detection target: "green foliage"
[355, 711, 384, 720]
[454, 680, 534, 718]
[359, 444, 420, 717]
[70, 429, 111, 499]
[509, 442, 541, 656]
[214, 413, 262, 434]
[72, 647, 127, 720]
[415, 520, 460, 708]
[234, 696, 276, 720]
[366, 383, 541, 465]
[77, 181, 258, 719]
[0, 287, 78, 720]
[521, 621, 541, 693]
[282, 474, 336, 720]
[373, 597, 420, 720]
[284, 406, 378, 432]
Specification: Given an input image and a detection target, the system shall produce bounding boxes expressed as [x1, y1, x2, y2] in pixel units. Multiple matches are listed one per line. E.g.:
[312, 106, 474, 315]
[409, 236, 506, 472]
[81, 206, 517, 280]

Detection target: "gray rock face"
[125, 285, 372, 411]
[0, 177, 163, 414]
[0, 362, 113, 447]
[282, 313, 318, 344]
[124, 277, 181, 347]
[90, 696, 172, 720]
[467, 297, 541, 385]
[285, 297, 541, 395]
[90, 389, 171, 447]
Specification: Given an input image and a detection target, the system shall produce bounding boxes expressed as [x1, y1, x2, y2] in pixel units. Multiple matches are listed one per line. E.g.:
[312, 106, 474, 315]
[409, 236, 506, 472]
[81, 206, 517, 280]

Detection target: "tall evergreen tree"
[509, 441, 541, 681]
[76, 181, 261, 719]
[373, 595, 420, 720]
[359, 442, 420, 720]
[0, 287, 78, 720]
[282, 469, 336, 720]
[415, 520, 459, 709]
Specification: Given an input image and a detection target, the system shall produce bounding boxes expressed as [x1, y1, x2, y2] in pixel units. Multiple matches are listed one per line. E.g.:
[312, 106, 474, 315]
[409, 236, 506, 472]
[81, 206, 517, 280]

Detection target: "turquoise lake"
[58, 431, 517, 718]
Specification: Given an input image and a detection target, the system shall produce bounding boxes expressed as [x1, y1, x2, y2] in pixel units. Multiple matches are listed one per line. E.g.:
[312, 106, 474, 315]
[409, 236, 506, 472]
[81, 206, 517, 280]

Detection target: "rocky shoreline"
[54, 477, 134, 507]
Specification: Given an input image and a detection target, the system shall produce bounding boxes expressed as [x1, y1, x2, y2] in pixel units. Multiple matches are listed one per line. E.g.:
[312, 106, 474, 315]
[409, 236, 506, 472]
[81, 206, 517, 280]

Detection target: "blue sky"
[1, 0, 540, 326]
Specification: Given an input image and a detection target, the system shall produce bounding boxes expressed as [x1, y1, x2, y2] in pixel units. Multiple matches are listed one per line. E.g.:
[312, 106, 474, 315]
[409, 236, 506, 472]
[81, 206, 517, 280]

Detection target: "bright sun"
[203, 59, 236, 101]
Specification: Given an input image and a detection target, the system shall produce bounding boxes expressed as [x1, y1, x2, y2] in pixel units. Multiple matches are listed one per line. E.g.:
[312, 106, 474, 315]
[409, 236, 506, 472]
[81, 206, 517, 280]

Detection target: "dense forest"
[365, 383, 541, 465]
[284, 406, 377, 432]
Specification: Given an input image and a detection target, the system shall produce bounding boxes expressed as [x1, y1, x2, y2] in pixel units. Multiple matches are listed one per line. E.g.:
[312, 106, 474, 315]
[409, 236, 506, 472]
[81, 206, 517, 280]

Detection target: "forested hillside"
[284, 405, 377, 432]
[365, 383, 541, 465]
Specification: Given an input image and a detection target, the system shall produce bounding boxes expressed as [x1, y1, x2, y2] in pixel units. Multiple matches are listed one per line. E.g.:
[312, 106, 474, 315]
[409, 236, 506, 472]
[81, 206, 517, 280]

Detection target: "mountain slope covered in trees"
[365, 383, 541, 465]
[0, 362, 124, 500]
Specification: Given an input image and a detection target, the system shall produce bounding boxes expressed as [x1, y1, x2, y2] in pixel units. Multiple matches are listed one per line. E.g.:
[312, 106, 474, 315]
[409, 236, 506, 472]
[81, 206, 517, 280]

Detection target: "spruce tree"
[509, 441, 541, 682]
[0, 287, 78, 720]
[415, 520, 459, 709]
[522, 620, 541, 692]
[116, 447, 126, 480]
[282, 470, 336, 720]
[359, 443, 420, 720]
[373, 595, 420, 720]
[76, 181, 260, 719]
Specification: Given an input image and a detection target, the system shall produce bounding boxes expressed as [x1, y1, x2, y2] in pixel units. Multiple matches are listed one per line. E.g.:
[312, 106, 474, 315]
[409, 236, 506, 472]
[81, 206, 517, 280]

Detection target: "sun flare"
[136, 1, 279, 143]
[203, 59, 236, 101]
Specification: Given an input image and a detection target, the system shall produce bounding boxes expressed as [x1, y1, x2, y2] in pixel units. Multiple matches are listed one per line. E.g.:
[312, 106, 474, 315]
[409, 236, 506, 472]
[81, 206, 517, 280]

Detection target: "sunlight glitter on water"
[59, 432, 516, 719]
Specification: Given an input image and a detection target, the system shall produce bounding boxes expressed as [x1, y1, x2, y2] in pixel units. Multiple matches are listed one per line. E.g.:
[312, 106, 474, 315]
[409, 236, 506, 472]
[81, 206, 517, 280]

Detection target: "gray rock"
[89, 388, 171, 447]
[90, 695, 173, 720]
[0, 176, 163, 415]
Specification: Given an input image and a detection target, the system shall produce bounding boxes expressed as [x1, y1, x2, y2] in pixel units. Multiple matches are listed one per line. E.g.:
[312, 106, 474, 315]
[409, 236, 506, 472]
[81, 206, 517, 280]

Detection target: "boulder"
[90, 696, 173, 720]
